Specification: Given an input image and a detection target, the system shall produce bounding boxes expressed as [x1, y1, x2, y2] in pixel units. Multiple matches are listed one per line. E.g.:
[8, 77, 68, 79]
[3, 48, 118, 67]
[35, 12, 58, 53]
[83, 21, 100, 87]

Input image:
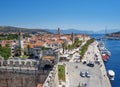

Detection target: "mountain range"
[0, 26, 51, 34]
[96, 29, 120, 34]
[0, 26, 120, 35]
[46, 29, 94, 34]
[47, 28, 120, 34]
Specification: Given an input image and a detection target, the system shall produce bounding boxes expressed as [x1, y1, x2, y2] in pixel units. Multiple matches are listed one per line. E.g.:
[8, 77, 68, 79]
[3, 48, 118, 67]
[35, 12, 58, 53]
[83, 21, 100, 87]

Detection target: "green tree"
[80, 38, 94, 59]
[0, 34, 18, 40]
[68, 45, 71, 51]
[41, 46, 46, 50]
[62, 42, 67, 54]
[0, 46, 10, 60]
[16, 46, 22, 56]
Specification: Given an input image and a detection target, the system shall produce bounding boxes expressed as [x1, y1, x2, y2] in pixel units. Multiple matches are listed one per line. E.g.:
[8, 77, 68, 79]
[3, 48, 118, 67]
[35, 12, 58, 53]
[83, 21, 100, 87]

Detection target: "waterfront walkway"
[65, 41, 111, 87]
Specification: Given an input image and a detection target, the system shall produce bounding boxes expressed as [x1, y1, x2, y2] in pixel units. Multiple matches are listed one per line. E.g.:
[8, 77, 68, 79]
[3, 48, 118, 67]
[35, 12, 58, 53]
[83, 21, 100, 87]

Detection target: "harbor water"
[91, 34, 120, 87]
[104, 39, 120, 87]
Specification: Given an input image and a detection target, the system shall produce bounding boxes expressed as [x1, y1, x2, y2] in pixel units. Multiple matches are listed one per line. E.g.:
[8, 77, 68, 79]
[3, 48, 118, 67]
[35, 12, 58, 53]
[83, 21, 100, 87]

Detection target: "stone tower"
[58, 27, 61, 39]
[18, 30, 24, 55]
[71, 32, 74, 43]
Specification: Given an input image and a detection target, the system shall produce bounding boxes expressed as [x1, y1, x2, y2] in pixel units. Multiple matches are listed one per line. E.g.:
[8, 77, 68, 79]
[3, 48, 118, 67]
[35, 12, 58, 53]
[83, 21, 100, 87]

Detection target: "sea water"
[104, 40, 120, 87]
[91, 34, 120, 87]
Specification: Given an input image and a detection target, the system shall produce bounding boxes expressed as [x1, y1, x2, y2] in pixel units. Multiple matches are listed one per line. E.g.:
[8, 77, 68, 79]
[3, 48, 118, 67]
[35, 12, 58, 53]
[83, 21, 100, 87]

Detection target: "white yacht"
[107, 70, 115, 80]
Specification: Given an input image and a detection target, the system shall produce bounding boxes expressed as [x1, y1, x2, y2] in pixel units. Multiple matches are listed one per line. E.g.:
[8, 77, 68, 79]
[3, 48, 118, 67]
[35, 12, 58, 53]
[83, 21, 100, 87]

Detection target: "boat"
[101, 48, 111, 56]
[101, 54, 109, 61]
[107, 70, 115, 80]
[98, 42, 111, 61]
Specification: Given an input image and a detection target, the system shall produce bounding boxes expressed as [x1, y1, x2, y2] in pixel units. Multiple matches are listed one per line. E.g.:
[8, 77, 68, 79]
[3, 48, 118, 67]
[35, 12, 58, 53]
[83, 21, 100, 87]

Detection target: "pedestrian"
[84, 83, 87, 87]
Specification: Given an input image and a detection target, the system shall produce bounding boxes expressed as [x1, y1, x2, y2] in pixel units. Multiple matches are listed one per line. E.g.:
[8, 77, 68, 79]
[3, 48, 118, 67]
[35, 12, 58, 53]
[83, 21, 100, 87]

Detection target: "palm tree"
[68, 45, 71, 51]
[16, 46, 24, 56]
[62, 42, 66, 54]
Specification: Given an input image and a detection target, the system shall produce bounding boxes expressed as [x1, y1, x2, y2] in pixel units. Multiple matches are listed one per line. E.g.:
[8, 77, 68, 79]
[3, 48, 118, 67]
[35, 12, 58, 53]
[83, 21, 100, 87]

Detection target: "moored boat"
[107, 70, 115, 80]
[98, 41, 111, 61]
[101, 54, 109, 61]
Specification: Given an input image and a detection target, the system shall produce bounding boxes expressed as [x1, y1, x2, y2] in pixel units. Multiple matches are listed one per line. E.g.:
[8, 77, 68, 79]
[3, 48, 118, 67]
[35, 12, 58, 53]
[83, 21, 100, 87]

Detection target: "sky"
[0, 0, 120, 31]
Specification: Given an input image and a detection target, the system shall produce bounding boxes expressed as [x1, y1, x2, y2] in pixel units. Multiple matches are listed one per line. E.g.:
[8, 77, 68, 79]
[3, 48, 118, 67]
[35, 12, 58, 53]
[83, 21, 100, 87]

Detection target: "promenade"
[64, 41, 111, 87]
[82, 41, 111, 87]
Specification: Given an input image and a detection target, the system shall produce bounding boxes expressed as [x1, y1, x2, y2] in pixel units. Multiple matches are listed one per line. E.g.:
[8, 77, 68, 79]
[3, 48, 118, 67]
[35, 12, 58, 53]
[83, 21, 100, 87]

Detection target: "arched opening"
[9, 61, 13, 66]
[14, 61, 19, 67]
[26, 61, 31, 67]
[21, 61, 25, 67]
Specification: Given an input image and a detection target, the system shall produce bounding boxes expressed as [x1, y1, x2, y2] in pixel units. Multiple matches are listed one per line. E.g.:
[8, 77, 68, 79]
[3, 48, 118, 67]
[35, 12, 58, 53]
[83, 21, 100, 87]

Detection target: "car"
[87, 61, 94, 67]
[76, 60, 80, 63]
[85, 72, 91, 78]
[80, 72, 86, 77]
[87, 63, 94, 67]
[83, 60, 87, 64]
[94, 54, 98, 57]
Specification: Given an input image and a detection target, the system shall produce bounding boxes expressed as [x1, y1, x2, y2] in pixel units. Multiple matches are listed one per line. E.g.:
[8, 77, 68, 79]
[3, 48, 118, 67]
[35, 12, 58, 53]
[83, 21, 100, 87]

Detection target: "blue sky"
[0, 0, 120, 31]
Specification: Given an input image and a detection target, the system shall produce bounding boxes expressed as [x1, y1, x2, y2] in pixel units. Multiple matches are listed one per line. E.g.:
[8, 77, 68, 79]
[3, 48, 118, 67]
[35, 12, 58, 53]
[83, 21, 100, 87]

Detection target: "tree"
[5, 44, 9, 47]
[75, 38, 79, 43]
[41, 46, 46, 50]
[62, 42, 67, 54]
[0, 46, 10, 60]
[16, 46, 22, 56]
[80, 38, 94, 59]
[68, 45, 71, 51]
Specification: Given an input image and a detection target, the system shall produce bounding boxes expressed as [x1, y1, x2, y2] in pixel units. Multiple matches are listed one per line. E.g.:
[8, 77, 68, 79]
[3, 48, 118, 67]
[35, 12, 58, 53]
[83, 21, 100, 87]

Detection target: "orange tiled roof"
[37, 84, 42, 87]
[42, 56, 55, 60]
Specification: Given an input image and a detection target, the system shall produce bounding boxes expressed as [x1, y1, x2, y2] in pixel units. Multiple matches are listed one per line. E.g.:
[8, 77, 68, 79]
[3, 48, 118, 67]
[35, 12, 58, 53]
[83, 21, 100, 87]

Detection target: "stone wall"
[0, 69, 50, 87]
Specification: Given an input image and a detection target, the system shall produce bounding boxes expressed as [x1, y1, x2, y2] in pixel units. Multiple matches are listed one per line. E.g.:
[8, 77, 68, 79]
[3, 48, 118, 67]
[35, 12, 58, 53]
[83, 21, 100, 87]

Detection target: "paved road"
[66, 62, 105, 87]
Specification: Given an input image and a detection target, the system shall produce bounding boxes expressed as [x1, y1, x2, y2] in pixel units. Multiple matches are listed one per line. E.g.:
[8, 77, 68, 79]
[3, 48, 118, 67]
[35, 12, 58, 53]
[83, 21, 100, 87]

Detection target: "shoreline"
[96, 41, 111, 87]
[82, 41, 111, 87]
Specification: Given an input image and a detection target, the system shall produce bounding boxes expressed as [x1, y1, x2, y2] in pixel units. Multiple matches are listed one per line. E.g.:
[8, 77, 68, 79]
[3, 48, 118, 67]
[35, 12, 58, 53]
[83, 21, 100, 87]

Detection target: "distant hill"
[46, 29, 94, 34]
[105, 31, 120, 39]
[111, 31, 120, 34]
[106, 31, 120, 35]
[96, 29, 120, 34]
[0, 26, 52, 34]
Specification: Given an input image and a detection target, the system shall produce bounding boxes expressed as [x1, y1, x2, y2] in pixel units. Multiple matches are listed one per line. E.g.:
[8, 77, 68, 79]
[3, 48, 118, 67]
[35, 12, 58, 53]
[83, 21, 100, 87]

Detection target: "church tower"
[58, 27, 61, 39]
[71, 32, 74, 44]
[18, 30, 24, 55]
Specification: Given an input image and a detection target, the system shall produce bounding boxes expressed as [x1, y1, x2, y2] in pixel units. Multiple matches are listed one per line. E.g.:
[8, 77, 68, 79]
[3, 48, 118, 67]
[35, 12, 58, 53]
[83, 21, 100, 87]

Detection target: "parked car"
[83, 60, 87, 64]
[94, 54, 98, 57]
[80, 72, 86, 77]
[87, 61, 94, 67]
[85, 72, 91, 78]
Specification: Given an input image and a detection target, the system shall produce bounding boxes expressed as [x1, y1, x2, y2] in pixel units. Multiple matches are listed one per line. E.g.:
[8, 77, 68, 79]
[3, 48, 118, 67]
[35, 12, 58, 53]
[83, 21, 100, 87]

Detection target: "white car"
[85, 72, 91, 78]
[80, 72, 86, 77]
